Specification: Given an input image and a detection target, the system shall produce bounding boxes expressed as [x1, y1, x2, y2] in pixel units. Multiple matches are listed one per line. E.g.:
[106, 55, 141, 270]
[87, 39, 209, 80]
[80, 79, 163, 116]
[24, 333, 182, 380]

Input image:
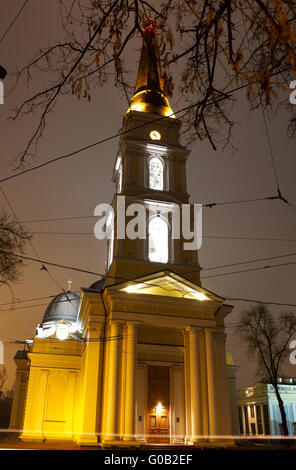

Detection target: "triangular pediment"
[110, 270, 224, 304]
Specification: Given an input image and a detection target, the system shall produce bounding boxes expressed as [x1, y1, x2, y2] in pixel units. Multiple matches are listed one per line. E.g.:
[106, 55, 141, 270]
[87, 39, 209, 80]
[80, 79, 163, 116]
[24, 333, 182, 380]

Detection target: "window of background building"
[238, 407, 244, 434]
[263, 404, 270, 435]
[256, 405, 263, 434]
[250, 423, 256, 434]
[244, 406, 249, 434]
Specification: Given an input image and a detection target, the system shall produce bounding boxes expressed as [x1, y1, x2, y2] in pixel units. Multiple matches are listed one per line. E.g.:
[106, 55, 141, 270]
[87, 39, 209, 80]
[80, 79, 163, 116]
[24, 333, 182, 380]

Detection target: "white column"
[124, 322, 137, 441]
[9, 364, 25, 430]
[247, 406, 252, 434]
[79, 320, 103, 444]
[242, 406, 246, 435]
[261, 404, 266, 435]
[135, 362, 146, 442]
[104, 321, 122, 441]
[215, 331, 233, 435]
[205, 328, 217, 435]
[172, 364, 185, 444]
[187, 327, 203, 440]
[254, 404, 258, 435]
[65, 371, 77, 438]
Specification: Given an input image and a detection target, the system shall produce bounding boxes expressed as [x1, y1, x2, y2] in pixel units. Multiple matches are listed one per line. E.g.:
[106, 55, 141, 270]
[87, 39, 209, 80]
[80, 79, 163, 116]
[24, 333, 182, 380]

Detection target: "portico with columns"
[92, 268, 234, 445]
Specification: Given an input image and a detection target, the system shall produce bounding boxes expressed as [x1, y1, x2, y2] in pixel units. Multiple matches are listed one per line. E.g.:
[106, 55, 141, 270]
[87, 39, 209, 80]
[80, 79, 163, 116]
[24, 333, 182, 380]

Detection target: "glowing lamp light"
[56, 324, 69, 341]
[124, 283, 145, 293]
[164, 109, 176, 118]
[156, 402, 163, 414]
[193, 292, 208, 301]
[130, 103, 145, 112]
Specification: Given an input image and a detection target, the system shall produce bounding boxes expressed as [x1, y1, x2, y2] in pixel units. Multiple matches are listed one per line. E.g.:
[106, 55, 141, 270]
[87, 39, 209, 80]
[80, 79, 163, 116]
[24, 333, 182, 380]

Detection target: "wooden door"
[147, 365, 170, 443]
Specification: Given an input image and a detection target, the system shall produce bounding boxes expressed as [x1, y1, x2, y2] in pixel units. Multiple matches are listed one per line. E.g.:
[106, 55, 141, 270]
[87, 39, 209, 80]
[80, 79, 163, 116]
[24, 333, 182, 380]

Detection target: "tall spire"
[134, 18, 163, 96]
[126, 18, 174, 117]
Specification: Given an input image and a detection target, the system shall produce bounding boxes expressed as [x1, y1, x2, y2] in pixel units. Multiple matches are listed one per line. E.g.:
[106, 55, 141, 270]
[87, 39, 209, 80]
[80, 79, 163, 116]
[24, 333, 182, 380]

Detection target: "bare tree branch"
[237, 304, 296, 437]
[8, 0, 296, 166]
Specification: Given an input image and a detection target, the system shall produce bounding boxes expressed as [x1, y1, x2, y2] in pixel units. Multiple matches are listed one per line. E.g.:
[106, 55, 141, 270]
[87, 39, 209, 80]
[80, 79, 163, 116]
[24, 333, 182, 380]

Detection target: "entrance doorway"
[147, 365, 170, 443]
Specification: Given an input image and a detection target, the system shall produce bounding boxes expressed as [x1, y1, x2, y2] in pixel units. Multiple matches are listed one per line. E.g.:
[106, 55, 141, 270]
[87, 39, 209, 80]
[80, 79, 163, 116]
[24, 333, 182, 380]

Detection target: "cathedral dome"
[41, 291, 80, 326]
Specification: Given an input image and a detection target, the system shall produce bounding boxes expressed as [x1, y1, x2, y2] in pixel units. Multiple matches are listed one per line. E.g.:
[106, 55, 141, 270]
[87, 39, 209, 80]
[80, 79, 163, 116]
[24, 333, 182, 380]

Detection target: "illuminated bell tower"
[9, 19, 235, 446]
[106, 18, 201, 285]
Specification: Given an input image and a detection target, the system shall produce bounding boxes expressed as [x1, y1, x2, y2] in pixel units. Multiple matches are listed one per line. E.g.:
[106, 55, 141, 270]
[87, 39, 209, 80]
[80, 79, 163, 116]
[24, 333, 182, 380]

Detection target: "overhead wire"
[2, 248, 296, 285]
[0, 65, 291, 186]
[0, 186, 65, 293]
[241, 10, 296, 216]
[1, 286, 296, 312]
[0, 0, 30, 44]
[201, 260, 296, 280]
[21, 231, 296, 243]
[1, 250, 296, 319]
[0, 26, 294, 312]
[1, 307, 296, 346]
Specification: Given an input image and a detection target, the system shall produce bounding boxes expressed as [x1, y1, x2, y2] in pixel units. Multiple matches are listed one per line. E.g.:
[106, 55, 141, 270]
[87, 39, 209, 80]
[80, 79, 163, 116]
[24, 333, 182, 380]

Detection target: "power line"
[0, 186, 64, 293]
[202, 252, 296, 272]
[240, 11, 296, 215]
[261, 107, 280, 192]
[2, 248, 296, 293]
[203, 235, 296, 243]
[0, 250, 102, 277]
[0, 101, 201, 184]
[20, 215, 95, 224]
[201, 260, 296, 280]
[0, 0, 30, 44]
[1, 282, 296, 313]
[15, 191, 296, 228]
[0, 68, 290, 186]
[226, 297, 296, 309]
[27, 231, 296, 244]
[0, 293, 71, 308]
[203, 196, 271, 208]
[2, 296, 296, 317]
[1, 306, 296, 345]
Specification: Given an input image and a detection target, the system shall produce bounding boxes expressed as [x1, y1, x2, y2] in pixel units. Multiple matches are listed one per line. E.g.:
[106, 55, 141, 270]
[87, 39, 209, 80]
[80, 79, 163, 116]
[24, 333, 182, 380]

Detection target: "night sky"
[1, 1, 296, 391]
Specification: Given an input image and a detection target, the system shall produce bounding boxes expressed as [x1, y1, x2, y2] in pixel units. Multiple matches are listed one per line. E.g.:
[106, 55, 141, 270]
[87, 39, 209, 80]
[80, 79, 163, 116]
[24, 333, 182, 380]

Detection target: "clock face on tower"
[149, 130, 161, 141]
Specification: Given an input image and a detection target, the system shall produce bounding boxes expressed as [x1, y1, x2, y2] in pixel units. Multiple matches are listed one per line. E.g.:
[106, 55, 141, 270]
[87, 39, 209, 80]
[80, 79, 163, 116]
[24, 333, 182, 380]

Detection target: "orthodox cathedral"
[9, 19, 237, 446]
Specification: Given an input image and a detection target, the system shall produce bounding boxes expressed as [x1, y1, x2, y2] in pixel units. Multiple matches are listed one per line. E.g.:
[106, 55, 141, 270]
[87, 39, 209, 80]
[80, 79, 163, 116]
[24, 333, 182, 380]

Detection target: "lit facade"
[10, 19, 237, 446]
[237, 378, 296, 436]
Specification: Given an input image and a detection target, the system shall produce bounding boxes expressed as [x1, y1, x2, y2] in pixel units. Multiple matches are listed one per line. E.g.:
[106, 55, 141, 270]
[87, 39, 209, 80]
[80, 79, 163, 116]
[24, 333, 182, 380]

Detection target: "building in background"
[10, 19, 237, 447]
[226, 353, 240, 436]
[237, 378, 296, 436]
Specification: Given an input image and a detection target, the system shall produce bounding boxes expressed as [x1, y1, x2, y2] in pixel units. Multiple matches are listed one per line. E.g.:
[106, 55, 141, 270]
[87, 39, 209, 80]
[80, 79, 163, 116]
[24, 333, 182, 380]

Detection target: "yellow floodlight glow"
[164, 109, 176, 118]
[124, 283, 145, 293]
[192, 292, 208, 301]
[129, 103, 146, 112]
[56, 324, 69, 341]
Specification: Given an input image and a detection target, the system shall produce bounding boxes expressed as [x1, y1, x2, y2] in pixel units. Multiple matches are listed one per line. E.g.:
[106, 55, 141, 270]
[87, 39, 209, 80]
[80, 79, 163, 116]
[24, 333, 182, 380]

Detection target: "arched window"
[148, 216, 168, 263]
[149, 156, 164, 190]
[117, 163, 122, 193]
[107, 224, 114, 269]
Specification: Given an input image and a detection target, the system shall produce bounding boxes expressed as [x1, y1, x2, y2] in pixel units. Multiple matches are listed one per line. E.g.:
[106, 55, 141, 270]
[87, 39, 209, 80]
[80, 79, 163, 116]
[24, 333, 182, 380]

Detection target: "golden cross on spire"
[67, 278, 72, 291]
